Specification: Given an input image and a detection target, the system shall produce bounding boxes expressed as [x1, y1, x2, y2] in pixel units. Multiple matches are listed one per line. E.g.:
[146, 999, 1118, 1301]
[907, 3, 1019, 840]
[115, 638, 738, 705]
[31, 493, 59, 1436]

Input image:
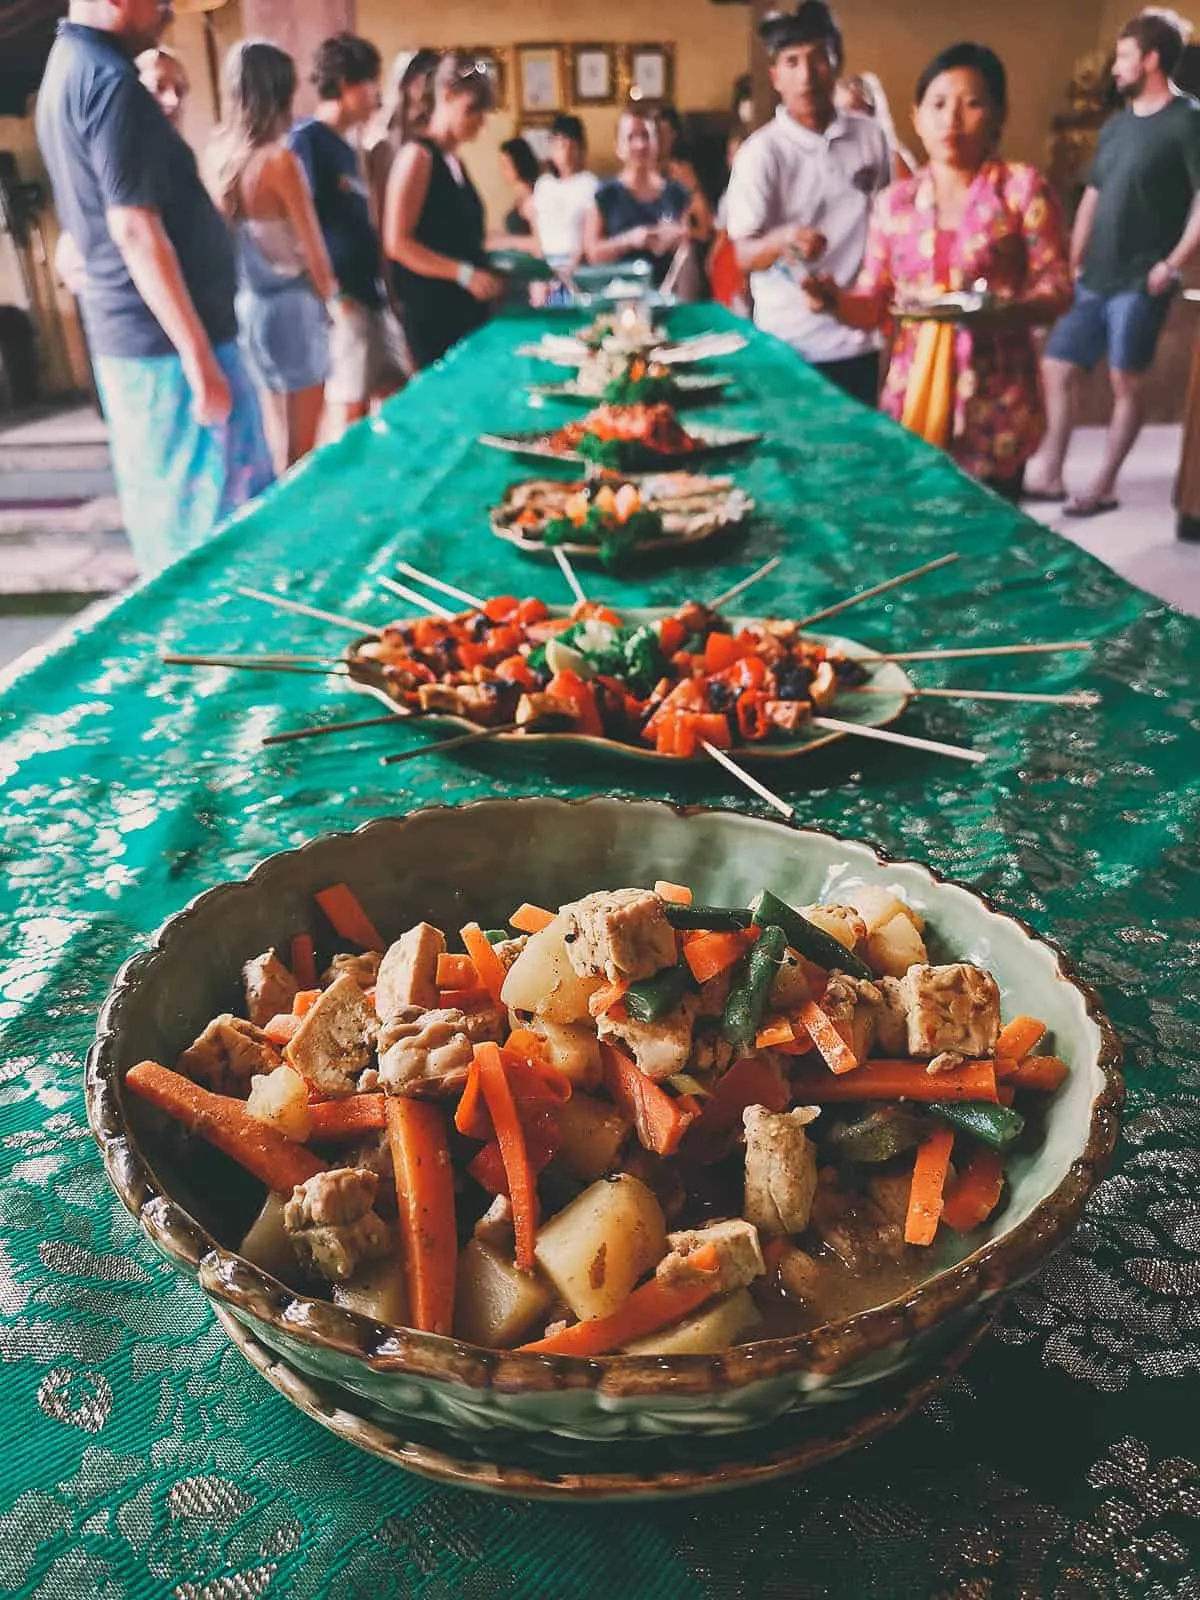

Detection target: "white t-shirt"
[726, 107, 891, 363]
[533, 170, 601, 262]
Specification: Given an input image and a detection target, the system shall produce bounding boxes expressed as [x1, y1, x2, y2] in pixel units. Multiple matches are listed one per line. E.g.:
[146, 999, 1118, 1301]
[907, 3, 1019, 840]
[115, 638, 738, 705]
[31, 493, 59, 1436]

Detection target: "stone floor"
[0, 406, 1196, 674]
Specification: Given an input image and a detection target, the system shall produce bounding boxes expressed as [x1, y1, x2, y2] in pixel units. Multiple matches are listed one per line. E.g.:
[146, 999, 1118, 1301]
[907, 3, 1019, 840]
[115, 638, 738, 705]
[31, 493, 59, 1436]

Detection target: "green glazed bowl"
[85, 799, 1122, 1453]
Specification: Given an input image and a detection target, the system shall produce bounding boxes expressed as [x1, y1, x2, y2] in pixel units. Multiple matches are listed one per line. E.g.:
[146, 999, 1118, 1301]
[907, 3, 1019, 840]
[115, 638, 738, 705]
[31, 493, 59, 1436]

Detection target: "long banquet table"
[2, 306, 1199, 1597]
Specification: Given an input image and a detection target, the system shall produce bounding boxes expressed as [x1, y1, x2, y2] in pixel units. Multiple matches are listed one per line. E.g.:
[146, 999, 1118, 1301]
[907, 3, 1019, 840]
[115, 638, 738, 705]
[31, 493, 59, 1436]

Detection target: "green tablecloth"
[2, 306, 1199, 1597]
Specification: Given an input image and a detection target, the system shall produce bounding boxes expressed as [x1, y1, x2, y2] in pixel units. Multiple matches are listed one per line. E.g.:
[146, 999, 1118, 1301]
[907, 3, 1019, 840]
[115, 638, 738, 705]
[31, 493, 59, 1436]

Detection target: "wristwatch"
[456, 262, 474, 289]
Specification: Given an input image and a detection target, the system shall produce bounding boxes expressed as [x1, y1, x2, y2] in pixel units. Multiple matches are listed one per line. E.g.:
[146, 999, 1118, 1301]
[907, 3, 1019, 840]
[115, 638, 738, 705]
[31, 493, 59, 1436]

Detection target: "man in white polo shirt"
[726, 1, 892, 404]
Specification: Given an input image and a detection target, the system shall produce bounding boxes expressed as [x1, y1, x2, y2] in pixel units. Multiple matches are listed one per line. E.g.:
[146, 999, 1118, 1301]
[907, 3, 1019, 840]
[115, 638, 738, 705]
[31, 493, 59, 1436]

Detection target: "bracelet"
[455, 262, 474, 289]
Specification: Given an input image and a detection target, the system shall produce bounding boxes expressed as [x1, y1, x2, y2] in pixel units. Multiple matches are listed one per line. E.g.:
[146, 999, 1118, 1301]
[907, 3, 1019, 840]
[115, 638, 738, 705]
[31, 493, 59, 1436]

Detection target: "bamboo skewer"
[793, 552, 959, 630]
[163, 652, 350, 666]
[378, 576, 454, 618]
[811, 716, 985, 764]
[842, 685, 1100, 707]
[709, 556, 781, 611]
[553, 545, 588, 607]
[162, 656, 350, 677]
[869, 641, 1092, 663]
[235, 586, 381, 634]
[395, 562, 483, 611]
[700, 740, 794, 818]
[263, 713, 414, 747]
[381, 722, 518, 766]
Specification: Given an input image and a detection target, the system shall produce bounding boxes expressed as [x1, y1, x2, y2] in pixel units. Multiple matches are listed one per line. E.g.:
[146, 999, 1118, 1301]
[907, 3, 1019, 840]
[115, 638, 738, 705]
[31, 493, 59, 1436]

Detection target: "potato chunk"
[455, 1240, 554, 1348]
[501, 918, 602, 1023]
[553, 1091, 630, 1182]
[533, 1174, 666, 1321]
[333, 1258, 408, 1326]
[622, 1289, 761, 1355]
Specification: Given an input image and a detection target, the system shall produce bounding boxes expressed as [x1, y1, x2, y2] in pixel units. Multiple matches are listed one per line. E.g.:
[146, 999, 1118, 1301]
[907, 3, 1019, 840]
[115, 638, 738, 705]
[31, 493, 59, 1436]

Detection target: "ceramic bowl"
[86, 799, 1122, 1455]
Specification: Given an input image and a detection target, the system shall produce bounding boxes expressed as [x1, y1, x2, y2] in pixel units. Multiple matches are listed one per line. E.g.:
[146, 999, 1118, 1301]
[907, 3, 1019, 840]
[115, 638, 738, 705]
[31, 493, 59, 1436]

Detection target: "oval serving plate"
[528, 373, 734, 407]
[478, 423, 762, 469]
[345, 608, 913, 765]
[516, 330, 748, 368]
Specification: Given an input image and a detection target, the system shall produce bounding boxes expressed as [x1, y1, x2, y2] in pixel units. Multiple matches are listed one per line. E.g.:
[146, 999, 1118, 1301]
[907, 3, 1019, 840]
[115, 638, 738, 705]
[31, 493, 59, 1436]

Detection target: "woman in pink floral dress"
[806, 43, 1072, 499]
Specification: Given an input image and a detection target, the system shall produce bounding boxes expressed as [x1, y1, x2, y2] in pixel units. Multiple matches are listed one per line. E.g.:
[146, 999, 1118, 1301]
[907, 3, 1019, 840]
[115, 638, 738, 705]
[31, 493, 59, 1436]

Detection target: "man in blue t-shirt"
[36, 0, 272, 576]
[288, 33, 405, 437]
[1027, 11, 1200, 522]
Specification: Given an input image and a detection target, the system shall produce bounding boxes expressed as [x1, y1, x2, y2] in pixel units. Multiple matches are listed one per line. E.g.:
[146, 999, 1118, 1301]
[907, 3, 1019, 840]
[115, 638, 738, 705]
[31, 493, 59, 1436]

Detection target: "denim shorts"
[1045, 282, 1173, 375]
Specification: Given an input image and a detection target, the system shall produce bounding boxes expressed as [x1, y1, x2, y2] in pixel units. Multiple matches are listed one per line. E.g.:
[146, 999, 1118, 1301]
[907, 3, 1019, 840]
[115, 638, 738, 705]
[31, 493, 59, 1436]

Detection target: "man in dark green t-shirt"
[1026, 12, 1200, 520]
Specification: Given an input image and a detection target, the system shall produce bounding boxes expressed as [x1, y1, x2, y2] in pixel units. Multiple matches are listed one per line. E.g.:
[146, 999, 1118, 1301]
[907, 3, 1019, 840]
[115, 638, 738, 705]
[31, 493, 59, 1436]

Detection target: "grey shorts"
[326, 300, 411, 403]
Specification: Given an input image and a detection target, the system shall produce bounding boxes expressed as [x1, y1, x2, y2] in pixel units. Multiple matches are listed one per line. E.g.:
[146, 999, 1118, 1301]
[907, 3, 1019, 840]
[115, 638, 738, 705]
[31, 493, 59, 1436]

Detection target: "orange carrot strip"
[654, 881, 693, 906]
[289, 933, 317, 990]
[790, 1059, 999, 1103]
[438, 986, 493, 1013]
[476, 1043, 538, 1270]
[504, 1028, 552, 1066]
[307, 1095, 387, 1139]
[454, 1059, 492, 1140]
[460, 923, 506, 1005]
[509, 902, 556, 934]
[905, 1126, 956, 1245]
[601, 1044, 696, 1157]
[996, 1083, 1016, 1107]
[436, 953, 479, 989]
[292, 988, 321, 1018]
[502, 1050, 572, 1105]
[315, 884, 386, 951]
[941, 1146, 1006, 1232]
[588, 978, 630, 1018]
[385, 1097, 457, 1336]
[125, 1061, 325, 1191]
[683, 927, 757, 985]
[263, 1013, 301, 1045]
[519, 1246, 721, 1356]
[797, 1000, 859, 1075]
[997, 1054, 1070, 1093]
[755, 1016, 796, 1049]
[995, 1015, 1047, 1061]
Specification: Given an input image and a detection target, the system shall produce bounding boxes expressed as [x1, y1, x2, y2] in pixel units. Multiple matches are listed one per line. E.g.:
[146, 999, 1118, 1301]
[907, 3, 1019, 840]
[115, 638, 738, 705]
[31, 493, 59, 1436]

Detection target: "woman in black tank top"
[382, 53, 504, 370]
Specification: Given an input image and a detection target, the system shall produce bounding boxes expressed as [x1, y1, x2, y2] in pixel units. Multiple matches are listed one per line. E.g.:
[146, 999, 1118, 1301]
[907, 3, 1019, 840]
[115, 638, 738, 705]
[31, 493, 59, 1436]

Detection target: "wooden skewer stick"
[869, 641, 1092, 663]
[262, 712, 413, 747]
[394, 561, 484, 611]
[700, 740, 794, 818]
[163, 652, 349, 666]
[841, 685, 1101, 707]
[709, 556, 781, 611]
[235, 586, 381, 635]
[794, 552, 959, 630]
[161, 655, 350, 677]
[811, 716, 985, 764]
[553, 545, 588, 607]
[381, 721, 518, 766]
[378, 575, 454, 619]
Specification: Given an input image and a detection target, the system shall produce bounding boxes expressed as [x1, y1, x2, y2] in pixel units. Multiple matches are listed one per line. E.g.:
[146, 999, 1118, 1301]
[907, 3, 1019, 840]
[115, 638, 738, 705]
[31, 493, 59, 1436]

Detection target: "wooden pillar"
[749, 0, 775, 129]
[239, 0, 356, 113]
[1174, 292, 1200, 542]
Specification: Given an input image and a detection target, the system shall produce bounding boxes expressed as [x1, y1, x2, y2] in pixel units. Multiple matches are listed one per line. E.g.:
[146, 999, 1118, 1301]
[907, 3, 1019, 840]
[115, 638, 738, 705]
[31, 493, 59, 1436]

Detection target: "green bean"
[483, 929, 509, 944]
[721, 925, 787, 1051]
[749, 888, 874, 980]
[929, 1100, 1025, 1150]
[624, 964, 693, 1023]
[821, 1108, 931, 1163]
[663, 903, 755, 932]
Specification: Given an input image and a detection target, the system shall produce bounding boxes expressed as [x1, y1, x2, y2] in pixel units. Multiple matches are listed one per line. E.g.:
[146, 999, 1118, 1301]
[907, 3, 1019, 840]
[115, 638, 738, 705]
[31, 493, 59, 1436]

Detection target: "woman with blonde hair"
[206, 40, 338, 470]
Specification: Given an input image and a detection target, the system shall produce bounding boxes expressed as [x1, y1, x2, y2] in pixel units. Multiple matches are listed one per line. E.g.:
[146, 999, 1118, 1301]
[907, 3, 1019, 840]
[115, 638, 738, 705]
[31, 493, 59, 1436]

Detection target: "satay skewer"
[699, 740, 794, 818]
[810, 716, 985, 764]
[263, 713, 415, 746]
[378, 576, 454, 618]
[793, 553, 959, 630]
[708, 556, 781, 611]
[380, 722, 519, 766]
[843, 685, 1099, 707]
[869, 641, 1092, 663]
[394, 562, 485, 610]
[235, 586, 382, 634]
[161, 656, 350, 677]
[552, 545, 588, 607]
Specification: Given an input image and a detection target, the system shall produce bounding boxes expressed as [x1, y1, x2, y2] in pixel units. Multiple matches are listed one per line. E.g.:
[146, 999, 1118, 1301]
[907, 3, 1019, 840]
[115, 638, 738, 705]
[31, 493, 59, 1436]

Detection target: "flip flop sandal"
[1063, 497, 1120, 519]
[1021, 488, 1068, 504]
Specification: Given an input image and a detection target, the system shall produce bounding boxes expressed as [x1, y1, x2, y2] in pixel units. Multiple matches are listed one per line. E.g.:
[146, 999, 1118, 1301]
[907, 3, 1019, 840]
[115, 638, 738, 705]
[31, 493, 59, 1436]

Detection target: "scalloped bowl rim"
[85, 798, 1123, 1398]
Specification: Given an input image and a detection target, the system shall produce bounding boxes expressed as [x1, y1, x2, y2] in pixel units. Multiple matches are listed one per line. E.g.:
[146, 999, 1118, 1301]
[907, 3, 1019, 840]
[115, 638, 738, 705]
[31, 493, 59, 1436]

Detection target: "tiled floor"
[0, 409, 1195, 673]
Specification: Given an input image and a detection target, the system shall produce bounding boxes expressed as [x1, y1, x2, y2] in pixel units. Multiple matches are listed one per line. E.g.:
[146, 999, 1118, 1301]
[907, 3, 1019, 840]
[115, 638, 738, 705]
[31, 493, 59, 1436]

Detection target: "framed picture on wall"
[570, 43, 617, 106]
[516, 43, 566, 115]
[460, 47, 508, 110]
[623, 43, 675, 106]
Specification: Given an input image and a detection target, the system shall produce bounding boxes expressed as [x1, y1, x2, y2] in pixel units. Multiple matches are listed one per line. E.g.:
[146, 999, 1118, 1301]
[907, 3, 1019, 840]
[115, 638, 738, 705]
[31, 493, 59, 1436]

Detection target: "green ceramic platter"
[478, 423, 762, 468]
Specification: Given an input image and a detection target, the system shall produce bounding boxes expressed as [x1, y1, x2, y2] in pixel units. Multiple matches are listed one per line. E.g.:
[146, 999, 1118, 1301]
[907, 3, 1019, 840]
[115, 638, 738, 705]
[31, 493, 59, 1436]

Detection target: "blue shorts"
[1045, 282, 1173, 375]
[237, 281, 330, 394]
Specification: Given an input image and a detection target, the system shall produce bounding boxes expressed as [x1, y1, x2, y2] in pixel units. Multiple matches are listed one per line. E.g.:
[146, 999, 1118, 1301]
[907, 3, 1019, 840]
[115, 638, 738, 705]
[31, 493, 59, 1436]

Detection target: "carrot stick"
[454, 1059, 491, 1140]
[683, 928, 757, 984]
[475, 1043, 538, 1270]
[263, 1013, 301, 1046]
[519, 1246, 721, 1356]
[290, 933, 317, 990]
[941, 1146, 1006, 1232]
[505, 1028, 552, 1066]
[436, 953, 479, 989]
[996, 1054, 1069, 1093]
[291, 988, 321, 1017]
[905, 1126, 956, 1245]
[996, 1084, 1016, 1107]
[654, 880, 693, 905]
[601, 1044, 696, 1156]
[125, 1061, 325, 1191]
[797, 1000, 859, 1075]
[307, 1095, 387, 1140]
[438, 986, 494, 1013]
[755, 1017, 796, 1049]
[995, 1015, 1046, 1061]
[315, 884, 386, 952]
[588, 978, 630, 1018]
[385, 1097, 457, 1336]
[460, 923, 507, 1004]
[509, 902, 557, 934]
[790, 1059, 999, 1103]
